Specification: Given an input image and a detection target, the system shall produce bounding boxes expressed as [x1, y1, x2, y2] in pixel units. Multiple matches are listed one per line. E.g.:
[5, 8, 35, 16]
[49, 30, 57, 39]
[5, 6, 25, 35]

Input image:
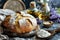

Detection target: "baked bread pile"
[1, 10, 37, 34]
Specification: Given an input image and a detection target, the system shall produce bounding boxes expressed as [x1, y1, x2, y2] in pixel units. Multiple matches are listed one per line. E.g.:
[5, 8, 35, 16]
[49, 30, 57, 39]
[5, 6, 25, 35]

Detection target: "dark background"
[0, 0, 60, 9]
[0, 0, 6, 8]
[0, 0, 34, 9]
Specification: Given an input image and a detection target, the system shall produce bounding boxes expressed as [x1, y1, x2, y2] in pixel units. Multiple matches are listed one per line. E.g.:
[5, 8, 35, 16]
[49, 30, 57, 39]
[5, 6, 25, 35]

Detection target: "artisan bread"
[2, 11, 37, 34]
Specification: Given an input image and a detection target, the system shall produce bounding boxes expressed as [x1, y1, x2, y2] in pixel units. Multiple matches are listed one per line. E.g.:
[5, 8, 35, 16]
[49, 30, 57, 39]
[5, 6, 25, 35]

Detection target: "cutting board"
[3, 0, 26, 11]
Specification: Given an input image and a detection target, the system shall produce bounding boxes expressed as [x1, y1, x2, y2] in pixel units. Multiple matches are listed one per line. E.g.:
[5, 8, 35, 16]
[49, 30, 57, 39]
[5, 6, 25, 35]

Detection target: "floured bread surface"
[0, 9, 16, 25]
[2, 11, 37, 34]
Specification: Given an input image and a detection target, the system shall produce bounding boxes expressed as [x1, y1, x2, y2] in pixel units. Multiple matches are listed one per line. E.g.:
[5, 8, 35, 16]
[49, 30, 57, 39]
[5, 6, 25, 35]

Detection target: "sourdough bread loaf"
[2, 11, 37, 34]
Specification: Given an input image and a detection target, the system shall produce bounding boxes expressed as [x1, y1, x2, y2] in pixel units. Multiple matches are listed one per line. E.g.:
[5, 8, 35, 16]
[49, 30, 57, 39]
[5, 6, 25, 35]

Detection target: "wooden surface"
[3, 0, 26, 11]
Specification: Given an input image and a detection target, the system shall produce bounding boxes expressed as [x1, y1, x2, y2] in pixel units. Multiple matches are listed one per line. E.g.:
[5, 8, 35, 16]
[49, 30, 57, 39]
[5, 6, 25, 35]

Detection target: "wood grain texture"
[3, 0, 26, 11]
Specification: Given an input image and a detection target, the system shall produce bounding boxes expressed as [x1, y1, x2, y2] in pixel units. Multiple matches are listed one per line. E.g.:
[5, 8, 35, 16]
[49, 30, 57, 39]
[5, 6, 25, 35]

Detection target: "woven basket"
[3, 0, 26, 11]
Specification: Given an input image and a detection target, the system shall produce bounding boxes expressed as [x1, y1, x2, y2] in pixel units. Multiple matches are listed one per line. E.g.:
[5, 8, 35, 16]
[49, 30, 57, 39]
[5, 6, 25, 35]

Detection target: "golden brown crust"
[2, 12, 37, 34]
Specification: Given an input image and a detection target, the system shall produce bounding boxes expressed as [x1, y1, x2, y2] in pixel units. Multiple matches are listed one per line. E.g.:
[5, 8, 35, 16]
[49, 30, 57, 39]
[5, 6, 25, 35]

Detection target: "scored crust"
[2, 11, 37, 34]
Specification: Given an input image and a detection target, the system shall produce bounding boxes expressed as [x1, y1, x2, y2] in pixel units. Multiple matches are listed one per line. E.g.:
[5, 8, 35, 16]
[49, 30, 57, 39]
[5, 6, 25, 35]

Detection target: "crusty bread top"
[2, 11, 37, 33]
